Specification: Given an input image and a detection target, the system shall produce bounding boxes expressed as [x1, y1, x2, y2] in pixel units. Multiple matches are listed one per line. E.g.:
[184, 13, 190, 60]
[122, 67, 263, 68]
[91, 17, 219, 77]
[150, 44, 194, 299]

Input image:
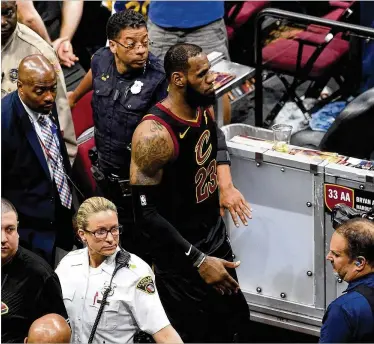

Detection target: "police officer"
[1, 1, 77, 164]
[68, 10, 167, 255]
[55, 197, 182, 344]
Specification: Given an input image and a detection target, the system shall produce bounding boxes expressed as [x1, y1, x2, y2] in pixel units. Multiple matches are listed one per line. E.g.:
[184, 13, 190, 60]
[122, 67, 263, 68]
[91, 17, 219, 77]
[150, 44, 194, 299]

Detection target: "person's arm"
[217, 164, 252, 227]
[16, 1, 52, 43]
[130, 119, 240, 294]
[67, 69, 93, 108]
[131, 268, 183, 343]
[37, 273, 69, 320]
[153, 325, 183, 343]
[59, 0, 83, 41]
[319, 303, 352, 343]
[52, 0, 83, 67]
[208, 107, 252, 227]
[222, 93, 231, 125]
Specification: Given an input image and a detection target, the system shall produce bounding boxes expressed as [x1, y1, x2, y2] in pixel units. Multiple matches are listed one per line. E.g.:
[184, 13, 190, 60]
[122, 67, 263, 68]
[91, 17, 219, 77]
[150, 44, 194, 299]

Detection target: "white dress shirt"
[20, 97, 54, 177]
[55, 247, 170, 344]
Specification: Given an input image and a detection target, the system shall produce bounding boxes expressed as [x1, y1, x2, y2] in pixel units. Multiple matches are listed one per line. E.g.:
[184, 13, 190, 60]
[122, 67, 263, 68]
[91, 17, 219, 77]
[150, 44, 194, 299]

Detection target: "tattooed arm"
[130, 119, 174, 186]
[130, 119, 241, 295]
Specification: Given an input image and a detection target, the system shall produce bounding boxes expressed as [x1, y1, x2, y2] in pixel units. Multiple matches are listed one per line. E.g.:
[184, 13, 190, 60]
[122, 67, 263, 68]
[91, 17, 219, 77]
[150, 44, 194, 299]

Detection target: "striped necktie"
[38, 116, 72, 209]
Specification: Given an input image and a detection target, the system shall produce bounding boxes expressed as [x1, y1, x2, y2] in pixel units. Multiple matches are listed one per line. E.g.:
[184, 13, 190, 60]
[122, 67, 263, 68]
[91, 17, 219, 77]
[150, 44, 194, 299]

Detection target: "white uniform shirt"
[55, 247, 170, 343]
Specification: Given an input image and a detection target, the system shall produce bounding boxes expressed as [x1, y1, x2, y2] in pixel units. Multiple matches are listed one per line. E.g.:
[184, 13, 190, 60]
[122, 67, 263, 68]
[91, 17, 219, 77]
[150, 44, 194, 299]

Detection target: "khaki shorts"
[148, 18, 230, 61]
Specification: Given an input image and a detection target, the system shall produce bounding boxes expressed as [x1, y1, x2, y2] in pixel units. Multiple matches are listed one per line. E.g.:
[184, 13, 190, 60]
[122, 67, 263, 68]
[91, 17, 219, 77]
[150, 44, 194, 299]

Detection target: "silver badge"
[130, 80, 143, 95]
[9, 68, 18, 83]
[101, 281, 116, 296]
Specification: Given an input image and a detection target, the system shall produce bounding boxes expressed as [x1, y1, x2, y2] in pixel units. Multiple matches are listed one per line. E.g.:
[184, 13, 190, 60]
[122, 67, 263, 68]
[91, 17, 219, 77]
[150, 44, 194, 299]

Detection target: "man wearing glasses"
[67, 10, 168, 259]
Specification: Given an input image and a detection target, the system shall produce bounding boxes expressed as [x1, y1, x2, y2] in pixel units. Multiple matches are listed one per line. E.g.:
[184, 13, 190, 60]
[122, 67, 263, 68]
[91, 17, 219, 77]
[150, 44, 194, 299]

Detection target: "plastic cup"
[272, 124, 293, 153]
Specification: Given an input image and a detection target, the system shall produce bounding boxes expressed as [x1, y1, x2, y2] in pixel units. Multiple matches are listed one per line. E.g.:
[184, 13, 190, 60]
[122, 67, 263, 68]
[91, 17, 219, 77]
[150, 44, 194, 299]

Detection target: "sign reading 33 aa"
[324, 183, 374, 212]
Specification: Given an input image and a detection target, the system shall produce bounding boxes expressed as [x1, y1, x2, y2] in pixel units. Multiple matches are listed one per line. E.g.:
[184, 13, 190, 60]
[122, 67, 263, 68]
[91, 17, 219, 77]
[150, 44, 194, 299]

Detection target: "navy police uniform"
[90, 47, 168, 255]
[140, 103, 251, 343]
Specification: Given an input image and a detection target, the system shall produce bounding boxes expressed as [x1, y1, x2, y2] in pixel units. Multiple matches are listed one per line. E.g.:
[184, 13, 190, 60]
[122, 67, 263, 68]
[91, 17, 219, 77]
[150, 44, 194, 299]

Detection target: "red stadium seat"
[71, 90, 94, 138]
[226, 1, 269, 40]
[260, 1, 355, 126]
[71, 91, 96, 196]
[225, 1, 270, 65]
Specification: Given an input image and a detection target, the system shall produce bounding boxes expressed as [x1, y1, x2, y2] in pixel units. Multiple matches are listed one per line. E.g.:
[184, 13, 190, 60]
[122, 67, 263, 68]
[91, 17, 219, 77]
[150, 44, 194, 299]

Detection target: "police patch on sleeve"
[136, 276, 155, 294]
[9, 68, 18, 83]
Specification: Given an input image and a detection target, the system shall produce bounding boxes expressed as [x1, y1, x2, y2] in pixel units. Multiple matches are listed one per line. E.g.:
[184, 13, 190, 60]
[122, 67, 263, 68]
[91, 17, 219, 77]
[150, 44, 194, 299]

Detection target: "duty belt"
[89, 147, 132, 198]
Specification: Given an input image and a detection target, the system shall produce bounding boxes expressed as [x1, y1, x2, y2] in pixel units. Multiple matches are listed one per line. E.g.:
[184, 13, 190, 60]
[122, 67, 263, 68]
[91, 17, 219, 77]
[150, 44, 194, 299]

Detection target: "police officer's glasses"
[113, 39, 152, 51]
[83, 225, 123, 240]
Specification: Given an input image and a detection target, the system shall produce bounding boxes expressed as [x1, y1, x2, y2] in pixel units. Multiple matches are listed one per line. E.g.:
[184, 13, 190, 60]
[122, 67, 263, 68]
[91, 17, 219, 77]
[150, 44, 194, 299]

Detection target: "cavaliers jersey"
[142, 103, 226, 255]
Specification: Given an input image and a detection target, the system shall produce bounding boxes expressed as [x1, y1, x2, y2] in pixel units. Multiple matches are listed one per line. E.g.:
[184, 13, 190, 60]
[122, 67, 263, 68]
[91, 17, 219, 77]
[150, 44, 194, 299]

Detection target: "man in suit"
[1, 1, 77, 164]
[2, 54, 75, 265]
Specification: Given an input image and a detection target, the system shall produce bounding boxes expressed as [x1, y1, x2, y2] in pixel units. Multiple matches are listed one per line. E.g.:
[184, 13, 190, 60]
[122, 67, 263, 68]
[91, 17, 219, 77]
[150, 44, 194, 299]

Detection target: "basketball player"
[130, 43, 252, 343]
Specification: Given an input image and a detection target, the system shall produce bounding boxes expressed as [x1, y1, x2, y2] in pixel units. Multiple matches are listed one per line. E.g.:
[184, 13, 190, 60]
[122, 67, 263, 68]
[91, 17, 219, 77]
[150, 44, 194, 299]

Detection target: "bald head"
[17, 55, 58, 114]
[18, 55, 56, 84]
[25, 314, 71, 343]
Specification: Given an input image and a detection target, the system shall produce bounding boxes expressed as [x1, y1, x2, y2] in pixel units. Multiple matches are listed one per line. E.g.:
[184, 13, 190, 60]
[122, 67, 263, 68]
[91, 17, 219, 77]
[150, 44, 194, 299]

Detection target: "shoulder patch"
[9, 68, 18, 83]
[136, 276, 155, 294]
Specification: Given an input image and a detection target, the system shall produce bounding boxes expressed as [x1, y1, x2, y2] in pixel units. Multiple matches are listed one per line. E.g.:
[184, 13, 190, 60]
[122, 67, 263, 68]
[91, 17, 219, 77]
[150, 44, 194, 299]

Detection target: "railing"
[254, 8, 374, 127]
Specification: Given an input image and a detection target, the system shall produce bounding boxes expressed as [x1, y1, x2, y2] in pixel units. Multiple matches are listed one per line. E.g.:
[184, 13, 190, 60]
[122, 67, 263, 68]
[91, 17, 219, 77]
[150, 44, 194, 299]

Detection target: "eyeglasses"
[83, 225, 123, 240]
[113, 39, 152, 51]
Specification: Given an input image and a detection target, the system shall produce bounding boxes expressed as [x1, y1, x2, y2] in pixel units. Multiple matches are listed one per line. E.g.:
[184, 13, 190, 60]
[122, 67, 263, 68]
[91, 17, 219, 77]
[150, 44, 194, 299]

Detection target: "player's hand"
[219, 185, 252, 227]
[198, 256, 240, 295]
[66, 91, 76, 109]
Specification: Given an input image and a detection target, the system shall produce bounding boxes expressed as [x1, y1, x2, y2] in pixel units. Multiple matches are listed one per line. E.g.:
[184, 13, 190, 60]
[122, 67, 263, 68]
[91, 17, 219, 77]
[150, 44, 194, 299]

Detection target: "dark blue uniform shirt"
[91, 47, 168, 173]
[320, 273, 374, 343]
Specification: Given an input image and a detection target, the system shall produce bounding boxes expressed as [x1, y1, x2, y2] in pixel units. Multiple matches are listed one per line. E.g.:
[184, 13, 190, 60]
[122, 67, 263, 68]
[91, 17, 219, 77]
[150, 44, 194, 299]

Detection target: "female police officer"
[55, 197, 182, 343]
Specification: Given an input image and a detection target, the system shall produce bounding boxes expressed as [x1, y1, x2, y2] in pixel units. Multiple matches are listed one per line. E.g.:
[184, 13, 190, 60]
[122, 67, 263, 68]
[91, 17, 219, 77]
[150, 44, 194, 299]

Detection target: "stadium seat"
[260, 1, 355, 127]
[71, 90, 96, 197]
[291, 87, 374, 160]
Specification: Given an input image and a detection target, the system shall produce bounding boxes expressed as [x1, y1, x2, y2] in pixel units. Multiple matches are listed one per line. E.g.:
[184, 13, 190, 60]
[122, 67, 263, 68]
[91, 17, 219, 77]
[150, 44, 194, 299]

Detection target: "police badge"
[101, 281, 116, 296]
[9, 68, 18, 83]
[130, 80, 143, 94]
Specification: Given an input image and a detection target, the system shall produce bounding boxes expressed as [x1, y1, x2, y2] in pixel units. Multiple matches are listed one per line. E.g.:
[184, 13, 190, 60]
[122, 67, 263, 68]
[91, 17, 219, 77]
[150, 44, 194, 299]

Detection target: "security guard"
[1, 1, 77, 164]
[55, 197, 182, 344]
[68, 9, 168, 256]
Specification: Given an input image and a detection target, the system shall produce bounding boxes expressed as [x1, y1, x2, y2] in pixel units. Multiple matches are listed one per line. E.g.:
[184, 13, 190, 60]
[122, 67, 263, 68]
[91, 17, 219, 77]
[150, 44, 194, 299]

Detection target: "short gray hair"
[1, 198, 18, 220]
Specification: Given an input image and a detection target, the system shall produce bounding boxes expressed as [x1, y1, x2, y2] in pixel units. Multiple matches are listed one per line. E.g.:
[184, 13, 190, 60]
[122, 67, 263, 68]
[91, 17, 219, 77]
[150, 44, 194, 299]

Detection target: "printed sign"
[324, 183, 374, 212]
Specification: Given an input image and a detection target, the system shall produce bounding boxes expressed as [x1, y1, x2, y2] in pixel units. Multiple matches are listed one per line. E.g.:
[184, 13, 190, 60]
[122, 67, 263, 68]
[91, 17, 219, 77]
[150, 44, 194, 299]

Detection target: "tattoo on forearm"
[130, 168, 159, 185]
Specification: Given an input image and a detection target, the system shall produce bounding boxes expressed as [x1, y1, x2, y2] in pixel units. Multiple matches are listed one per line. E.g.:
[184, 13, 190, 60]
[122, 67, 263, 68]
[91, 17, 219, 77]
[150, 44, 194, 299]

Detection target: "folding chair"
[261, 1, 355, 127]
[71, 90, 96, 197]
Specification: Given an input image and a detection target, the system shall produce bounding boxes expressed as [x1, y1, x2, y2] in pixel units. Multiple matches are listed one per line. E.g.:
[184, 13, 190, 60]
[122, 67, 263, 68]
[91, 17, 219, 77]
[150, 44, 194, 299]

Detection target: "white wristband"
[196, 254, 207, 269]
